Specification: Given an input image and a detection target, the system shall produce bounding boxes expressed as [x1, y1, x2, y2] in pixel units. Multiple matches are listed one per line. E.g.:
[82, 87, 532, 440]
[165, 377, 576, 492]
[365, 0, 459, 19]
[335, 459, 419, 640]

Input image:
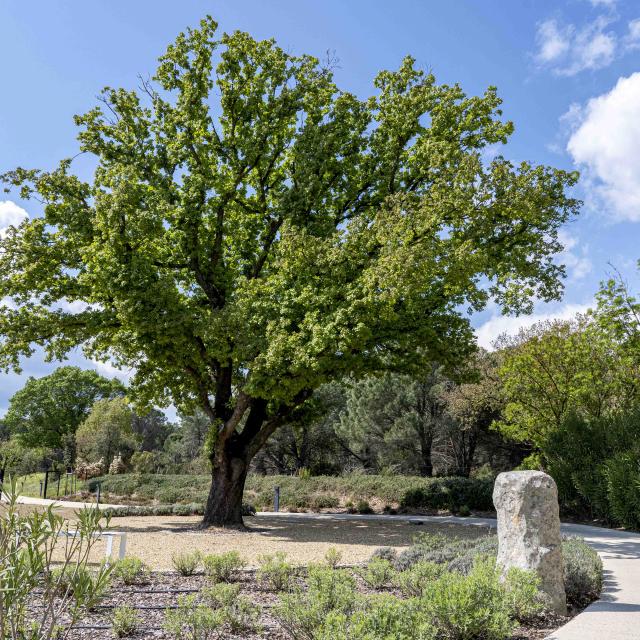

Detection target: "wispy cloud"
[557, 230, 592, 281]
[534, 16, 616, 76]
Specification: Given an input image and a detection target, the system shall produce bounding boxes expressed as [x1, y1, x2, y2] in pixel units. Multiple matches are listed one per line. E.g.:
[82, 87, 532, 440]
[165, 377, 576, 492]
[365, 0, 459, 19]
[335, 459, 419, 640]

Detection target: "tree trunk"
[202, 450, 249, 528]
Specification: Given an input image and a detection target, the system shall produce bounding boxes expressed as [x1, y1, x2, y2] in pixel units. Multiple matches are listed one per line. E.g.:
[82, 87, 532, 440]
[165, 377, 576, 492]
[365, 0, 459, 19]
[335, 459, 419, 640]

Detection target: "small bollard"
[96, 481, 102, 505]
[39, 480, 43, 497]
[274, 486, 280, 512]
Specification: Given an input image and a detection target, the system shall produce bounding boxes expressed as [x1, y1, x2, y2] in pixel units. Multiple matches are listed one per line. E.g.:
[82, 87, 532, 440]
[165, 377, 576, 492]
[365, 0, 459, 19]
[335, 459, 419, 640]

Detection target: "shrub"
[503, 567, 544, 623]
[395, 561, 444, 597]
[421, 558, 516, 640]
[371, 546, 398, 564]
[324, 547, 343, 568]
[172, 550, 202, 576]
[318, 594, 435, 640]
[202, 551, 246, 583]
[258, 552, 297, 591]
[112, 557, 150, 585]
[164, 594, 224, 640]
[48, 565, 108, 599]
[563, 537, 603, 607]
[355, 499, 373, 514]
[400, 478, 494, 512]
[112, 605, 139, 638]
[274, 566, 357, 639]
[224, 596, 261, 634]
[1, 482, 112, 640]
[358, 557, 396, 589]
[203, 583, 241, 608]
[605, 452, 640, 529]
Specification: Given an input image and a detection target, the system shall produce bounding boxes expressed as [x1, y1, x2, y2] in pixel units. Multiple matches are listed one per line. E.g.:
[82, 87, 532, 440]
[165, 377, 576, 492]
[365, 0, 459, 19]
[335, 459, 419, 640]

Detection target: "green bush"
[358, 557, 396, 589]
[1, 483, 113, 640]
[394, 534, 497, 573]
[258, 552, 297, 592]
[274, 566, 357, 638]
[203, 583, 241, 608]
[395, 561, 444, 597]
[112, 557, 150, 585]
[400, 478, 494, 512]
[503, 567, 544, 623]
[112, 605, 139, 638]
[164, 594, 224, 639]
[605, 452, 640, 529]
[421, 558, 517, 640]
[172, 550, 202, 576]
[48, 565, 109, 599]
[563, 537, 603, 607]
[318, 594, 435, 640]
[90, 473, 495, 514]
[324, 547, 343, 569]
[224, 596, 261, 634]
[355, 499, 373, 514]
[202, 551, 246, 583]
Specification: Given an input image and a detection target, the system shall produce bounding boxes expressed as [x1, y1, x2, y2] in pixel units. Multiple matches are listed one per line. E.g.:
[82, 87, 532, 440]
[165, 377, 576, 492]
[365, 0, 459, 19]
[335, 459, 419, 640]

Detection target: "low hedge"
[89, 473, 496, 514]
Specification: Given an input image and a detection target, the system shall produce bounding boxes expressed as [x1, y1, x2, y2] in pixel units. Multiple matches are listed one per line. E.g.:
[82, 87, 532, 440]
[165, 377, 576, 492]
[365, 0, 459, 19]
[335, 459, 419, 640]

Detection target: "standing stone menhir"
[493, 470, 566, 615]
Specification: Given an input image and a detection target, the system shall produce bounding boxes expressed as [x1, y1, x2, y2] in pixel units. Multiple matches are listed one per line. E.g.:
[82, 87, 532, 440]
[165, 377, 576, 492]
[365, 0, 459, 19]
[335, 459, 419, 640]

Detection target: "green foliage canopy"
[76, 397, 138, 467]
[0, 16, 578, 411]
[3, 365, 123, 460]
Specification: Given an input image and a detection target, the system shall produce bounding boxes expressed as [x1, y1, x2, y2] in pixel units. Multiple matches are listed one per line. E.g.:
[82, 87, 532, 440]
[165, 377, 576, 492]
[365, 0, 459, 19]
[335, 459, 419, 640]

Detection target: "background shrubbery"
[91, 473, 495, 514]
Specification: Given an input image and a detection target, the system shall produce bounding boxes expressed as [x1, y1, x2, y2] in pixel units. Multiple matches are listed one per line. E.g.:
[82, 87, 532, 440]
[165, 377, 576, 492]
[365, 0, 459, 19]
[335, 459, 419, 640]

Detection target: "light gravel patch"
[95, 514, 488, 569]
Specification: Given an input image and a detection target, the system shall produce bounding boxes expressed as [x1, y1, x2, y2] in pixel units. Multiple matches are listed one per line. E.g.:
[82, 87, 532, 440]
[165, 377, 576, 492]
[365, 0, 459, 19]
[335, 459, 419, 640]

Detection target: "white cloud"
[625, 18, 640, 50]
[536, 20, 571, 63]
[567, 73, 640, 222]
[475, 303, 593, 350]
[0, 201, 28, 238]
[589, 0, 616, 7]
[89, 358, 134, 383]
[534, 16, 616, 75]
[557, 230, 592, 281]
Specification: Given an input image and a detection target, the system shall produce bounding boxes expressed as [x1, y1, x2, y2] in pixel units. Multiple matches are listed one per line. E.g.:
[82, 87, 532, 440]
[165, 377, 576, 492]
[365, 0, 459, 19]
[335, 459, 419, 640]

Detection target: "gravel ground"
[86, 514, 490, 569]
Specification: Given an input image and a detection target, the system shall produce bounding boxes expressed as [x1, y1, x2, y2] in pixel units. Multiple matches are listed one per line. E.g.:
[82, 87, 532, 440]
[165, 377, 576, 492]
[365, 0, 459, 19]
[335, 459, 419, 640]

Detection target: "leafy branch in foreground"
[0, 479, 112, 640]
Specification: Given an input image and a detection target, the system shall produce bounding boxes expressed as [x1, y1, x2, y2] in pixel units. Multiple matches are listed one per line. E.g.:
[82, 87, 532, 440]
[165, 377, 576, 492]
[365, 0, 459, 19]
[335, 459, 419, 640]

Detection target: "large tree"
[3, 366, 123, 465]
[0, 17, 579, 526]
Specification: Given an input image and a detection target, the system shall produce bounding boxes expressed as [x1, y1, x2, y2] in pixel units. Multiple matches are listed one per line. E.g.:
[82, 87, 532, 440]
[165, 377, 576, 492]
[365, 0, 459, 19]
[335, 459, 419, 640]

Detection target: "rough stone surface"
[493, 470, 566, 615]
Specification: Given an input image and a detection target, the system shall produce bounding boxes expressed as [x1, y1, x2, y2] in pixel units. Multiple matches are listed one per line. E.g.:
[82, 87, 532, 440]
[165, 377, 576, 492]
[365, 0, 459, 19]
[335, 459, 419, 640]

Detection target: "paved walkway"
[6, 497, 639, 639]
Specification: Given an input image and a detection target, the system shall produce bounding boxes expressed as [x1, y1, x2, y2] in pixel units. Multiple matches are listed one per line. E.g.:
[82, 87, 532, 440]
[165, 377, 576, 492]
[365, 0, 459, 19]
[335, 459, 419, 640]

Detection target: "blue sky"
[1, 0, 640, 416]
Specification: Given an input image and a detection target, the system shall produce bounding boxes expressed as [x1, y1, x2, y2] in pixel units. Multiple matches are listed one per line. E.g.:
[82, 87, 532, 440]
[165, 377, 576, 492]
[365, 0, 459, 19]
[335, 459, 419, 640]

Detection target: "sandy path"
[92, 514, 487, 569]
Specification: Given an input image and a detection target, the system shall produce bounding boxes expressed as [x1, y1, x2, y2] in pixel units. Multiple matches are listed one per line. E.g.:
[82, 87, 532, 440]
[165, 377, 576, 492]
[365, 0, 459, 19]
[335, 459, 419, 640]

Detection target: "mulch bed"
[55, 569, 573, 640]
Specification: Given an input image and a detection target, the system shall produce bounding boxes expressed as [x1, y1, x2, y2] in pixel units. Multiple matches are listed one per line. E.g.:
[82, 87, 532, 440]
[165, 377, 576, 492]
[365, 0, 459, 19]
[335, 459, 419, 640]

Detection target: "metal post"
[43, 470, 49, 500]
[56, 474, 61, 497]
[96, 481, 101, 505]
[39, 480, 43, 497]
[274, 486, 280, 512]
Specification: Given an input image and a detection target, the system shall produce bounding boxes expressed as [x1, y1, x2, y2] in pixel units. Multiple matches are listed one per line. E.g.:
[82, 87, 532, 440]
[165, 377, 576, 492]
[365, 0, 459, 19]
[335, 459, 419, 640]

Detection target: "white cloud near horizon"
[0, 201, 28, 238]
[475, 302, 593, 350]
[534, 16, 616, 76]
[567, 73, 640, 222]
